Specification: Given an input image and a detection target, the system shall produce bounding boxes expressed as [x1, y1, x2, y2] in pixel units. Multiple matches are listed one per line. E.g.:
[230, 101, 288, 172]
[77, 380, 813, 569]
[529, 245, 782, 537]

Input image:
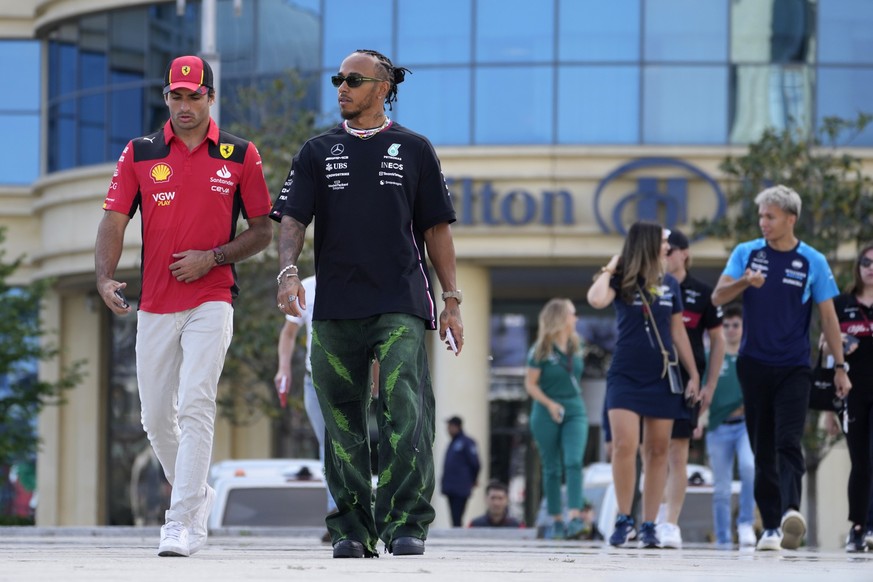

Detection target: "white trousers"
[135, 301, 233, 526]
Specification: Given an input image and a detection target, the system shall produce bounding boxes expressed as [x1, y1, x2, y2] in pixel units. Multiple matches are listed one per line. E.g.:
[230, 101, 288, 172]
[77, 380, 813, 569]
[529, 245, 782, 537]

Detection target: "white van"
[207, 458, 329, 529]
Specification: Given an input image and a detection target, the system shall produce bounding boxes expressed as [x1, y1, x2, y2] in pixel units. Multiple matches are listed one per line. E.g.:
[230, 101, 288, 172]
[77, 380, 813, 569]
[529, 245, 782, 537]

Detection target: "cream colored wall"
[431, 263, 491, 528]
[36, 289, 103, 525]
[212, 412, 273, 462]
[815, 442, 851, 551]
[0, 187, 41, 284]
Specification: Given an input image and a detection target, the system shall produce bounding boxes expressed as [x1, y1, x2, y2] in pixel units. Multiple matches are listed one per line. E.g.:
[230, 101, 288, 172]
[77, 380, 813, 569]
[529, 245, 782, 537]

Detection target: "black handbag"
[809, 349, 842, 412]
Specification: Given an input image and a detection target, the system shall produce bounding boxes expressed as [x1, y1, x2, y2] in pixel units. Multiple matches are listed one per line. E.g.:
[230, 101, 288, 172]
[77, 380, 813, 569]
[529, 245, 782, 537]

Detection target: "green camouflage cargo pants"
[311, 313, 436, 556]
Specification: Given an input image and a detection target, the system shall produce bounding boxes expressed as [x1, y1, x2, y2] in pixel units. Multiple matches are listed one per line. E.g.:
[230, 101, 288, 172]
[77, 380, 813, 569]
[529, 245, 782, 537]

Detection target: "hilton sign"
[446, 157, 726, 237]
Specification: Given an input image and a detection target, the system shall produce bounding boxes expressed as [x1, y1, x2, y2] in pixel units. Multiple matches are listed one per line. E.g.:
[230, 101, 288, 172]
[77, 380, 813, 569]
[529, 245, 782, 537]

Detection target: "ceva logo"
[592, 158, 726, 237]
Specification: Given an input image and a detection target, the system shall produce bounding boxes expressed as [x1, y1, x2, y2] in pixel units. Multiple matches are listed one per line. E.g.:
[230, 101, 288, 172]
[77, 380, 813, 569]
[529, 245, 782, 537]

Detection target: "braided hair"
[354, 49, 411, 111]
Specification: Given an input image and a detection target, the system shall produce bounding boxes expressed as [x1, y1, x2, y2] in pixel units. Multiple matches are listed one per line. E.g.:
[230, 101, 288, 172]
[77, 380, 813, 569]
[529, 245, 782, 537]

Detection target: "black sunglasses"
[860, 257, 873, 268]
[330, 73, 384, 88]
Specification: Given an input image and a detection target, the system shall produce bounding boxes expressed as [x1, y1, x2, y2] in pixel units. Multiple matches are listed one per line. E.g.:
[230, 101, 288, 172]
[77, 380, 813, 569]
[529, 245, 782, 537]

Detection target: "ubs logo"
[593, 158, 726, 237]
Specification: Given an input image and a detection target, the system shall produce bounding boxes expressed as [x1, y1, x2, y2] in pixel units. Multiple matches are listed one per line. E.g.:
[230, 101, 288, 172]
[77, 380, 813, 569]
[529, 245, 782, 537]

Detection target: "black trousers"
[846, 374, 873, 526]
[737, 356, 810, 530]
[446, 494, 469, 528]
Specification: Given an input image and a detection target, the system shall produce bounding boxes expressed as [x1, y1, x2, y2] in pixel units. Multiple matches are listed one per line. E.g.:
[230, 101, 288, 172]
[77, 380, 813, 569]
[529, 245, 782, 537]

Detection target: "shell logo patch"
[220, 144, 234, 159]
[150, 163, 173, 183]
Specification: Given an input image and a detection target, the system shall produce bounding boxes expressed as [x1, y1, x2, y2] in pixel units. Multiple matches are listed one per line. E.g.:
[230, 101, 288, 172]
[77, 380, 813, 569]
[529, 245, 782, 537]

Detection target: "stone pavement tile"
[0, 529, 871, 582]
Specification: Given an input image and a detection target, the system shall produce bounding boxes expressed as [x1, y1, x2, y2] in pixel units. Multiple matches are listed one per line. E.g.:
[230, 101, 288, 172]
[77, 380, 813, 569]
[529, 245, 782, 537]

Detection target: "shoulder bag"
[637, 285, 684, 396]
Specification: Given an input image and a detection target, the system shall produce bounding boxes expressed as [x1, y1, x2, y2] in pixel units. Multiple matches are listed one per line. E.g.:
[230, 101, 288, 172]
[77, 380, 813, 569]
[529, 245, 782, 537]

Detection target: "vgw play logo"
[593, 158, 726, 238]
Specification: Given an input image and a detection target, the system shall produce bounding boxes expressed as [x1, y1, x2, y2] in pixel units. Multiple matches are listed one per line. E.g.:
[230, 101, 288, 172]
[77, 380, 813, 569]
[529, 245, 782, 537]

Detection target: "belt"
[722, 416, 745, 425]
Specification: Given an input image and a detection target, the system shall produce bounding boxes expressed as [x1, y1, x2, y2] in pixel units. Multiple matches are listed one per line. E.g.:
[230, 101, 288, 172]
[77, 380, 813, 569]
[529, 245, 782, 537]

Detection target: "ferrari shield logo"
[220, 144, 234, 159]
[182, 65, 191, 76]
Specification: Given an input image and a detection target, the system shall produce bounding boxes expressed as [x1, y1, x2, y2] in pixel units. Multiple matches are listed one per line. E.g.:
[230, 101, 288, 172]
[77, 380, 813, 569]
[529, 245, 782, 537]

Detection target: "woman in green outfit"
[525, 298, 589, 539]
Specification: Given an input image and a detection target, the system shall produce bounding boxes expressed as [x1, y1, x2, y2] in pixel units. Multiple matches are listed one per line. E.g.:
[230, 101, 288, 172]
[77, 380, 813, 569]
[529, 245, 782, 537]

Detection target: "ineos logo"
[331, 144, 344, 156]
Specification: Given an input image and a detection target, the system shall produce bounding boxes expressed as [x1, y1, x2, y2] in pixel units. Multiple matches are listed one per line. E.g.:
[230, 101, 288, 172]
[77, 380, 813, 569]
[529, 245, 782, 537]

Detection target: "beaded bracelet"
[276, 264, 299, 286]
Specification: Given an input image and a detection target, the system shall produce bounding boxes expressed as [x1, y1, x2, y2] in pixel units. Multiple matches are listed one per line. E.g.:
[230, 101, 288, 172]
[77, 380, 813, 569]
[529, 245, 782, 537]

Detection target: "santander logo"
[217, 165, 231, 179]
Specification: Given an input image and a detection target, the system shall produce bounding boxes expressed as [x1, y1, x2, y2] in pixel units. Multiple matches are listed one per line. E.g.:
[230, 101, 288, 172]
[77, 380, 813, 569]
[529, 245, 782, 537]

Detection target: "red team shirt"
[102, 119, 272, 314]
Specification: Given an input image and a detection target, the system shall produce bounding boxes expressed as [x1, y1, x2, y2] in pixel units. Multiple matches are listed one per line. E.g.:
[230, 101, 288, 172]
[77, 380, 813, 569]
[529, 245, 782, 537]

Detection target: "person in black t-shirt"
[828, 243, 873, 552]
[656, 230, 725, 548]
[272, 49, 463, 559]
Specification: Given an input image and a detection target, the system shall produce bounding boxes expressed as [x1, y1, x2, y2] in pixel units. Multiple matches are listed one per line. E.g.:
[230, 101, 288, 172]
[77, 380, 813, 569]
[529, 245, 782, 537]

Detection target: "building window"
[557, 65, 639, 144]
[643, 65, 728, 144]
[0, 40, 40, 184]
[476, 0, 554, 63]
[558, 0, 640, 63]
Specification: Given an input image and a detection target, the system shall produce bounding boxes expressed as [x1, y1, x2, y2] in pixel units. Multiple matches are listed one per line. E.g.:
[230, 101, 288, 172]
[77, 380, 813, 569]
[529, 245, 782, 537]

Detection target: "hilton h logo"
[593, 157, 726, 237]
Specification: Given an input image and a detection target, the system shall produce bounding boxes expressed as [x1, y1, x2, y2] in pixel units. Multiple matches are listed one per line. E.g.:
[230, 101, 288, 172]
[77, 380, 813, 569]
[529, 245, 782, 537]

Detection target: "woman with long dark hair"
[831, 243, 873, 552]
[587, 221, 699, 548]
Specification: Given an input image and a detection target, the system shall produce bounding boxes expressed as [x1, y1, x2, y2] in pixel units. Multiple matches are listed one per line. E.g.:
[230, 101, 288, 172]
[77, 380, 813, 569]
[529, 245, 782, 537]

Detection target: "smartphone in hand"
[445, 328, 459, 354]
[843, 334, 860, 354]
[114, 289, 129, 309]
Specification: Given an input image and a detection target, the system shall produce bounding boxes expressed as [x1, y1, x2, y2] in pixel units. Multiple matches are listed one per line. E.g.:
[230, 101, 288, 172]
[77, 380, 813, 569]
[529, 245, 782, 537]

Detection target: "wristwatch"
[441, 290, 463, 305]
[212, 246, 226, 265]
[835, 362, 850, 373]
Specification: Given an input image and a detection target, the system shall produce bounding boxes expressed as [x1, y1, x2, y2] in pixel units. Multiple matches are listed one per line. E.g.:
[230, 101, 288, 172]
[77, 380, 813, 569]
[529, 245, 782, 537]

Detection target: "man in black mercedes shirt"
[271, 49, 463, 559]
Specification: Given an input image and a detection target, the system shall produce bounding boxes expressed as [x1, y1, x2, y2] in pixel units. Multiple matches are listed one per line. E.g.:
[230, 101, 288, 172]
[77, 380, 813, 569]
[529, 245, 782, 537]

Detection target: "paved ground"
[0, 527, 871, 582]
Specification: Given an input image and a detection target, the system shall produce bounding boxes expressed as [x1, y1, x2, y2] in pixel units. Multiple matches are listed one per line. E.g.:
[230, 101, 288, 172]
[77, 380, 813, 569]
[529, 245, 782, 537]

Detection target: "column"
[430, 262, 490, 528]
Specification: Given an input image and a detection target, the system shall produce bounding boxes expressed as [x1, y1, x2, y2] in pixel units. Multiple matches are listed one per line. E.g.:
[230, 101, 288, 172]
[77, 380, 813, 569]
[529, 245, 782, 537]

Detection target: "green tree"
[695, 113, 873, 547]
[0, 227, 84, 521]
[216, 71, 324, 457]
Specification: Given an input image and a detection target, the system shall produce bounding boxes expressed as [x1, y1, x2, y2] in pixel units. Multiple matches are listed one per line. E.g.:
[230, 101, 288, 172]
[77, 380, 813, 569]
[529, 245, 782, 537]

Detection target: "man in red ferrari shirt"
[94, 55, 272, 557]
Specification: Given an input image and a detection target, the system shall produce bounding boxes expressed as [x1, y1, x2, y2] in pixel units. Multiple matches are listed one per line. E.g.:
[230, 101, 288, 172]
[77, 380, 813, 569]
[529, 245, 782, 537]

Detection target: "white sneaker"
[780, 510, 806, 550]
[189, 485, 216, 555]
[756, 528, 782, 551]
[158, 520, 190, 557]
[656, 522, 682, 549]
[738, 523, 757, 548]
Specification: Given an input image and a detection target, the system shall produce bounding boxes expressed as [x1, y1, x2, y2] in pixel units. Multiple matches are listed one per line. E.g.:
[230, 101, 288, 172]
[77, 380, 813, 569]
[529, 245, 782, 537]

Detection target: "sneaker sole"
[756, 540, 782, 551]
[158, 547, 190, 557]
[781, 516, 806, 550]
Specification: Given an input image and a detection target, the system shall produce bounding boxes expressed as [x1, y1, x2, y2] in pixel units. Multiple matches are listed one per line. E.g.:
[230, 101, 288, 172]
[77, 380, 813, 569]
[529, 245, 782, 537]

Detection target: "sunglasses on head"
[330, 73, 384, 88]
[860, 257, 873, 268]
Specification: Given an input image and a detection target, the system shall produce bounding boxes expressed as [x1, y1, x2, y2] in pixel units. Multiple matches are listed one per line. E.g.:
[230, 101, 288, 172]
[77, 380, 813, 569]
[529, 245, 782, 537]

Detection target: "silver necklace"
[343, 117, 391, 140]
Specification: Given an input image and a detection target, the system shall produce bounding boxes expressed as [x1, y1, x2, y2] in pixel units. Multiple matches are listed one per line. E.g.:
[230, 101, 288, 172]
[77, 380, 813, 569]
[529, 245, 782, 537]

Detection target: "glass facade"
[33, 0, 873, 175]
[45, 0, 319, 173]
[0, 41, 41, 184]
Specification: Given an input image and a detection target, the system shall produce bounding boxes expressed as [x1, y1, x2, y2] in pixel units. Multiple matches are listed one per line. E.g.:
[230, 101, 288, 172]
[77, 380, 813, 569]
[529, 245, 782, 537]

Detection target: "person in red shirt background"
[95, 55, 272, 557]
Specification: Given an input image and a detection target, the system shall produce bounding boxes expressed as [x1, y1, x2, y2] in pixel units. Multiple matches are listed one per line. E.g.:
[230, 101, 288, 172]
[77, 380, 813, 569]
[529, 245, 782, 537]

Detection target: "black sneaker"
[846, 525, 866, 553]
[609, 514, 636, 547]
